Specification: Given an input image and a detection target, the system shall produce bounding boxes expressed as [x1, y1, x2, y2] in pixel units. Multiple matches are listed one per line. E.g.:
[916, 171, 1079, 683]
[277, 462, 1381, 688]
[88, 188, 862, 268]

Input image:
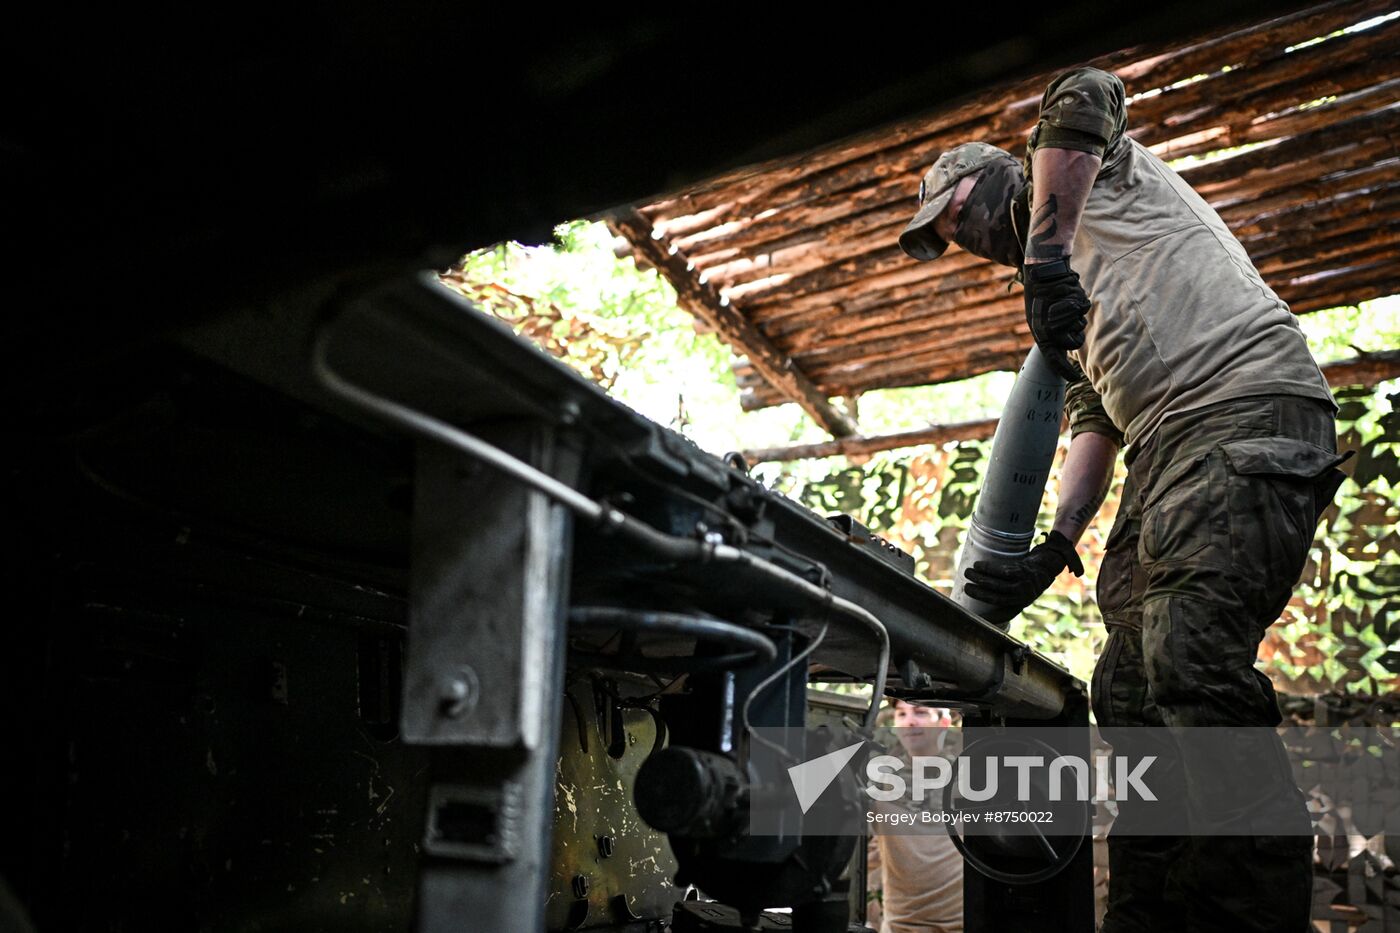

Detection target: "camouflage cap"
[899, 142, 1018, 262]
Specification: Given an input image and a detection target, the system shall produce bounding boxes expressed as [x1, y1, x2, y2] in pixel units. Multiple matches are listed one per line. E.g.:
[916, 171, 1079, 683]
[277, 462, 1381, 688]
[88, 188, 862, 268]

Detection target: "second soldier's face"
[894, 701, 952, 755]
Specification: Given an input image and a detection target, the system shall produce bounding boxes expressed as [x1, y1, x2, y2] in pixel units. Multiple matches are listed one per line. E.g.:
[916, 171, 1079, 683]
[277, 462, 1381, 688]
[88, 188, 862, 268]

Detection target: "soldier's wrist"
[1024, 246, 1071, 265]
[1024, 257, 1074, 277]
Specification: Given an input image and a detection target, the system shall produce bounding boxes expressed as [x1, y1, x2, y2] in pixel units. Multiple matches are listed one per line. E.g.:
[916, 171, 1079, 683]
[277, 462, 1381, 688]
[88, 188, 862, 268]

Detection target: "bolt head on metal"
[438, 666, 480, 719]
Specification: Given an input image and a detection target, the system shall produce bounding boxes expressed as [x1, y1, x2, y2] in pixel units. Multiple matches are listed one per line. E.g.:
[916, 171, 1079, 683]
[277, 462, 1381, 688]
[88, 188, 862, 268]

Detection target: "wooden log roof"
[610, 0, 1400, 425]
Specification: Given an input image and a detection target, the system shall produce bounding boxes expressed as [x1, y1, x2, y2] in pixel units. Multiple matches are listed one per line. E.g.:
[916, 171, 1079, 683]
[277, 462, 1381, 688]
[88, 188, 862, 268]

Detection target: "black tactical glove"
[964, 531, 1085, 626]
[1023, 259, 1090, 382]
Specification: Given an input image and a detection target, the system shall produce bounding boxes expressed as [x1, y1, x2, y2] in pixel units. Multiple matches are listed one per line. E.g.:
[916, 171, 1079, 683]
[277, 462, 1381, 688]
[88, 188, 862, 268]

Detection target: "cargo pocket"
[1219, 438, 1353, 585]
[1141, 452, 1212, 562]
[1219, 439, 1353, 530]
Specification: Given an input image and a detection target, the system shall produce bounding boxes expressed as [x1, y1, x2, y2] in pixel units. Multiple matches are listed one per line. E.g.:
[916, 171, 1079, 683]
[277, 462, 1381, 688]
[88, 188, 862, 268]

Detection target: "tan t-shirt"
[866, 736, 964, 933]
[1033, 68, 1336, 451]
[871, 829, 964, 933]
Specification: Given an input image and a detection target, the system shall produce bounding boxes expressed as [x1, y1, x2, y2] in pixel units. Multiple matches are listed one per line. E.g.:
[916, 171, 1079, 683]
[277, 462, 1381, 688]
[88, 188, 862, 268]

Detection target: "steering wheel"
[940, 733, 1090, 885]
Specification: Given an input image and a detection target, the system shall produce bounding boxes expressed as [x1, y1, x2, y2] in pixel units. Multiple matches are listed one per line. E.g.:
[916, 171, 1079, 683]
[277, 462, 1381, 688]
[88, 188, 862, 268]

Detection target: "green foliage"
[449, 221, 826, 455]
[1295, 297, 1400, 363]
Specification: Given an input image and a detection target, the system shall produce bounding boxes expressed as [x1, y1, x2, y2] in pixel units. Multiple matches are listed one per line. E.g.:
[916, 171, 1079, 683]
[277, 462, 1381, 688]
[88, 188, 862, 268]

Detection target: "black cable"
[742, 623, 830, 765]
[644, 706, 668, 757]
[565, 690, 590, 754]
[569, 607, 778, 673]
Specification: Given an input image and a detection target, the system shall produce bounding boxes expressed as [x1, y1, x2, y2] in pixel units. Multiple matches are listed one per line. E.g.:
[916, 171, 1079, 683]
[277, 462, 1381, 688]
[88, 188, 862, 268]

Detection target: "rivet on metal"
[438, 666, 480, 719]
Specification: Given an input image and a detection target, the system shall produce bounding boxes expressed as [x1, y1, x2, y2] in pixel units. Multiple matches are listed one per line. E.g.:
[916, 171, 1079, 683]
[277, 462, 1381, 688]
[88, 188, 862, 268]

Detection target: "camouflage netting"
[785, 381, 1400, 698]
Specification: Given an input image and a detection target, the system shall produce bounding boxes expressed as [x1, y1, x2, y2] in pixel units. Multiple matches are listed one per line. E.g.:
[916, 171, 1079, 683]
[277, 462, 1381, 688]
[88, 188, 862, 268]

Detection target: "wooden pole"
[741, 417, 1001, 464]
[741, 350, 1400, 462]
[607, 209, 857, 437]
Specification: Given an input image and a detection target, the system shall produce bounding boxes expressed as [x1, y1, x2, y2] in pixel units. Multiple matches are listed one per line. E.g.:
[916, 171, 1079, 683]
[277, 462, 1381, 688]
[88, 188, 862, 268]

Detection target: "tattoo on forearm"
[1068, 501, 1097, 529]
[1059, 471, 1113, 537]
[1026, 194, 1067, 261]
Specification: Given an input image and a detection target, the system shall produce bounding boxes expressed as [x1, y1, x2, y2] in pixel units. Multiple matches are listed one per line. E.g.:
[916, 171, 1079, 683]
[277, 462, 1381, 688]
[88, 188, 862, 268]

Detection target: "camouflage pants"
[1090, 394, 1347, 933]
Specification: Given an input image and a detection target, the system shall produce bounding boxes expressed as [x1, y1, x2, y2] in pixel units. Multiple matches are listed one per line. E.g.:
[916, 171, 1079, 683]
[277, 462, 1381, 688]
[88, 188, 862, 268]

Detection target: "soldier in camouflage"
[899, 68, 1351, 932]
